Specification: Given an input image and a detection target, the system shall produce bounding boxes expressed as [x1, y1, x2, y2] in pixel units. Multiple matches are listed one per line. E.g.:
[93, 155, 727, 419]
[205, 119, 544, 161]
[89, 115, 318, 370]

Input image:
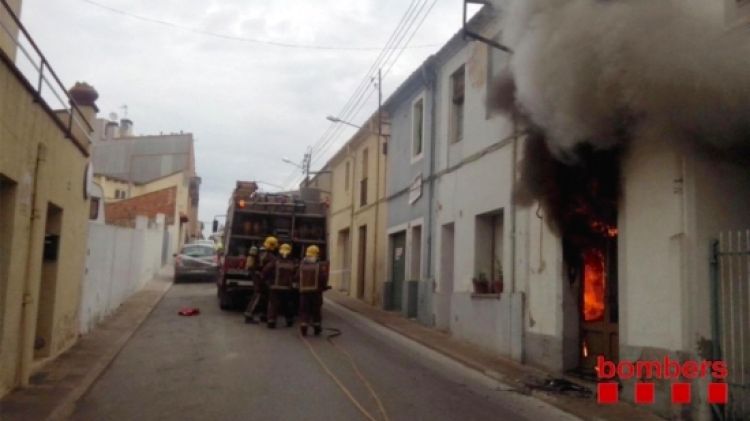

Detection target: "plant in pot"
[491, 258, 504, 294]
[472, 272, 489, 294]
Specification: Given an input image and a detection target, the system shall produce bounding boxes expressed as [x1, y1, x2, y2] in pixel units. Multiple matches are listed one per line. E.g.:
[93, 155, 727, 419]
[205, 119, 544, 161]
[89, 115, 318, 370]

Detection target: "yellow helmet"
[279, 243, 292, 258]
[305, 245, 320, 258]
[263, 236, 278, 251]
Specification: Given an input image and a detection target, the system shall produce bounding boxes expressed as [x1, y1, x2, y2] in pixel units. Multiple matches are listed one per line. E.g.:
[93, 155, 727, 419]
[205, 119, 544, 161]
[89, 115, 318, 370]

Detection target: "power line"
[284, 0, 438, 189]
[281, 0, 427, 189]
[309, 0, 422, 155]
[310, 0, 439, 169]
[81, 0, 441, 52]
[310, 0, 428, 158]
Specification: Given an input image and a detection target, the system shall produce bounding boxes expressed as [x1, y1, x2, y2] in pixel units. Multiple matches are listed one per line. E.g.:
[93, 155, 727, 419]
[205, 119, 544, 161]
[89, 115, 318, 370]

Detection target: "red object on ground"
[178, 307, 200, 316]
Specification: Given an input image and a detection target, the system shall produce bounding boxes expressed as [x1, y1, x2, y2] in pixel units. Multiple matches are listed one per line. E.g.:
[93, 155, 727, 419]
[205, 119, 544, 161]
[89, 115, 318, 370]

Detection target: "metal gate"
[711, 231, 750, 420]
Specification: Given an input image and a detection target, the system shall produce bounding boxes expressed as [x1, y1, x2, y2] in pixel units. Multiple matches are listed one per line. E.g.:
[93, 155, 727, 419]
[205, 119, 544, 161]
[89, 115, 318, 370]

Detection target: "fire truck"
[214, 181, 328, 310]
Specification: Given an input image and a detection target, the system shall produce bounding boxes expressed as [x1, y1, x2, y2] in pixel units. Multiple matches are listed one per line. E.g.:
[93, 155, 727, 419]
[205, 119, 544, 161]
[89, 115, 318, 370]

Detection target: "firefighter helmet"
[263, 236, 278, 251]
[305, 245, 320, 258]
[279, 243, 292, 258]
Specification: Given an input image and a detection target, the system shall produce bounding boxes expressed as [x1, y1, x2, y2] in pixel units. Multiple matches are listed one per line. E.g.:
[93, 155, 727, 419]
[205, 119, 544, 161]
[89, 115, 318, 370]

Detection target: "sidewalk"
[0, 267, 173, 421]
[325, 290, 663, 421]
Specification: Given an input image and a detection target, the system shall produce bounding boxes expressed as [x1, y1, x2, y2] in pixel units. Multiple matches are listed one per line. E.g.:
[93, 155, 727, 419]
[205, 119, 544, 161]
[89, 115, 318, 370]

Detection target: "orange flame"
[583, 249, 606, 321]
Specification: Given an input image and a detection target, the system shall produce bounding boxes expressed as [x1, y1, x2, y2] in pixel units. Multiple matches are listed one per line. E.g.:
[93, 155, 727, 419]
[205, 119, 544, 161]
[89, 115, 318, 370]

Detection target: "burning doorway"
[515, 133, 622, 375]
[576, 234, 618, 375]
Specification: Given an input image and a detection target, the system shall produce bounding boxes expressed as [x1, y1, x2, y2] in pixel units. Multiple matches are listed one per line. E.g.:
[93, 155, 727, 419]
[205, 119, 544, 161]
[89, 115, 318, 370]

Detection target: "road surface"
[71, 281, 576, 421]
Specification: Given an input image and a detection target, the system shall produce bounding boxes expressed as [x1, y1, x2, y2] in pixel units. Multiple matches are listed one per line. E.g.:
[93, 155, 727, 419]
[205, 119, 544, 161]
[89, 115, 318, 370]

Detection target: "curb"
[45, 273, 173, 421]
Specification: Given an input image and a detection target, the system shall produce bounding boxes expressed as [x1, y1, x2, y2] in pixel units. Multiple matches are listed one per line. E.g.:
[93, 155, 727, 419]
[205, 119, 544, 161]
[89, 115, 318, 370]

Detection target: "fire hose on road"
[300, 327, 390, 421]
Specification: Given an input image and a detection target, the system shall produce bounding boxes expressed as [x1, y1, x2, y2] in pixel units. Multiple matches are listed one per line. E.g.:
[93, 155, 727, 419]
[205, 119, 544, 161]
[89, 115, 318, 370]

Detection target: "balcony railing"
[0, 0, 93, 156]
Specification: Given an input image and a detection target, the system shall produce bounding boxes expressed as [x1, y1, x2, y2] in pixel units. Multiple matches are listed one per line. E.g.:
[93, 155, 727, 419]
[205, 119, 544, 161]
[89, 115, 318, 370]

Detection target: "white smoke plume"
[501, 0, 750, 162]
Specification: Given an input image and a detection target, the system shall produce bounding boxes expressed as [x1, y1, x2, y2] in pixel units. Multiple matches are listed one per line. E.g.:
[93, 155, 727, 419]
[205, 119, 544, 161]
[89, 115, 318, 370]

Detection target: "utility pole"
[378, 68, 385, 155]
[303, 146, 312, 187]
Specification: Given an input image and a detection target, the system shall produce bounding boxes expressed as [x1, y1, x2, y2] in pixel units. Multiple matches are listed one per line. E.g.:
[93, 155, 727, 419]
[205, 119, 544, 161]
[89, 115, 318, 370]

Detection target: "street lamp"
[281, 157, 304, 170]
[326, 115, 362, 129]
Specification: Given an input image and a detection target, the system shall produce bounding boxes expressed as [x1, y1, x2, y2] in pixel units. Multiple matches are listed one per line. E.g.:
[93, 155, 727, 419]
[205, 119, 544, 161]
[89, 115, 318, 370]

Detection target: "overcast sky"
[20, 0, 475, 234]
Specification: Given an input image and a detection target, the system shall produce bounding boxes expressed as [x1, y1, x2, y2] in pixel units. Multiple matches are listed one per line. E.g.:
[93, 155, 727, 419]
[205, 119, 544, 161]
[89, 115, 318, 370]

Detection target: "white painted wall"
[78, 216, 166, 334]
[619, 132, 750, 354]
[430, 21, 529, 360]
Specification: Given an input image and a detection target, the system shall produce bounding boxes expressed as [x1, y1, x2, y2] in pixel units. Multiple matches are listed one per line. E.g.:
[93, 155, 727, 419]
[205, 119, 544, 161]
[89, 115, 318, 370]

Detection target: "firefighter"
[244, 246, 259, 270]
[244, 237, 278, 324]
[297, 245, 329, 336]
[265, 243, 298, 328]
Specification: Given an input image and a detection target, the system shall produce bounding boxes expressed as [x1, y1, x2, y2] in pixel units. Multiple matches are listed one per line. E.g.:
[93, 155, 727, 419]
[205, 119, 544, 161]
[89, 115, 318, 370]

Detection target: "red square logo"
[708, 383, 728, 404]
[635, 382, 655, 404]
[598, 382, 619, 404]
[672, 383, 691, 404]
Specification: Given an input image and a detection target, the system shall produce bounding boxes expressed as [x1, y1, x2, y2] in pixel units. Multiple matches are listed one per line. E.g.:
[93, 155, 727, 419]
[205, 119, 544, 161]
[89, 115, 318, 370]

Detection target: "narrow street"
[70, 281, 574, 421]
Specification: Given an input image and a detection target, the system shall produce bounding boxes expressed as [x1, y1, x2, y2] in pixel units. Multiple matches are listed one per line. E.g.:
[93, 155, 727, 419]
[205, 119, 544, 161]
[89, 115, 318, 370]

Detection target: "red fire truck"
[214, 181, 328, 310]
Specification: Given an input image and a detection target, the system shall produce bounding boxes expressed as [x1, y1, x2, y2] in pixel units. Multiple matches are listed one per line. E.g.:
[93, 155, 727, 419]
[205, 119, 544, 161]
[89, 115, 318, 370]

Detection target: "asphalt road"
[71, 281, 576, 421]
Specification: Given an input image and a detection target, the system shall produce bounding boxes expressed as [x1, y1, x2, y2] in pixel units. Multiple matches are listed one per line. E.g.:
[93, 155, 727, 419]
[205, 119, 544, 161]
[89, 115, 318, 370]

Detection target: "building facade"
[382, 63, 436, 324]
[327, 116, 388, 305]
[91, 128, 201, 254]
[347, 2, 750, 418]
[0, 1, 98, 397]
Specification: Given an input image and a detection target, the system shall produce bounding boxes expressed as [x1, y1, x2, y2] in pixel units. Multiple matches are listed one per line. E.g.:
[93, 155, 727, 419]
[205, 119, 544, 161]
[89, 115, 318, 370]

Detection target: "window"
[474, 209, 504, 287]
[89, 197, 100, 220]
[361, 148, 369, 177]
[114, 189, 127, 200]
[412, 97, 424, 158]
[360, 178, 368, 207]
[450, 65, 465, 143]
[486, 35, 507, 118]
[360, 149, 368, 207]
[345, 161, 350, 191]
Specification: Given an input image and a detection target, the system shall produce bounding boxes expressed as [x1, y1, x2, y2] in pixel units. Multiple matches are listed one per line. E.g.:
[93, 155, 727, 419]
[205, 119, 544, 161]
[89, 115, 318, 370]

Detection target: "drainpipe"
[18, 142, 46, 386]
[425, 63, 437, 289]
[510, 111, 518, 293]
[348, 144, 355, 294]
[375, 71, 382, 305]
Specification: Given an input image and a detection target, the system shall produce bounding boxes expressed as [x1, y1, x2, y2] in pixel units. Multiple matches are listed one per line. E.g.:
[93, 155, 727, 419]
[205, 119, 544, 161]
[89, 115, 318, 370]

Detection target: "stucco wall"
[430, 31, 523, 359]
[0, 50, 91, 396]
[385, 80, 434, 321]
[79, 218, 166, 334]
[327, 124, 387, 305]
[0, 0, 21, 62]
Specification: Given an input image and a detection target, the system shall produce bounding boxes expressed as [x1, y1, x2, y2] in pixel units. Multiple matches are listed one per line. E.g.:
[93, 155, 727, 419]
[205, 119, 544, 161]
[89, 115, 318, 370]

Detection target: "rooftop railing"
[0, 0, 93, 156]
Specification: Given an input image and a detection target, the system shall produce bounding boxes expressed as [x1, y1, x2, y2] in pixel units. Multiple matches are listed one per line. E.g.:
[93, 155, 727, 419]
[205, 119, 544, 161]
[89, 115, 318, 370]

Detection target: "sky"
[18, 0, 477, 235]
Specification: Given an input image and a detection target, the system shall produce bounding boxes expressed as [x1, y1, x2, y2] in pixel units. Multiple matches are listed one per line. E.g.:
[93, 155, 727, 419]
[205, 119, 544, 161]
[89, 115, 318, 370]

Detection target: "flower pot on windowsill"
[472, 277, 490, 294]
[491, 278, 504, 294]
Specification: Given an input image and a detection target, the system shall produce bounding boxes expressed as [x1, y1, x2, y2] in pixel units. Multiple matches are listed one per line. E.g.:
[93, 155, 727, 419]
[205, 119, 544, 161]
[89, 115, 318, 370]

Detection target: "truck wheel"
[219, 289, 233, 310]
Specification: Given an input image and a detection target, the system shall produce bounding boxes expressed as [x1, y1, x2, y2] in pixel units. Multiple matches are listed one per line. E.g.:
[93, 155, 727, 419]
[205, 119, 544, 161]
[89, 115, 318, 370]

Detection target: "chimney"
[105, 121, 118, 141]
[119, 118, 133, 137]
[68, 81, 99, 150]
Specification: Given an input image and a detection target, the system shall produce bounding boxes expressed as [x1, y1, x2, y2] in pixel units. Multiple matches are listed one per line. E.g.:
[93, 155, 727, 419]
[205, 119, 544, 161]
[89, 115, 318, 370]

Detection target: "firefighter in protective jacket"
[297, 245, 329, 336]
[265, 243, 297, 328]
[244, 237, 278, 324]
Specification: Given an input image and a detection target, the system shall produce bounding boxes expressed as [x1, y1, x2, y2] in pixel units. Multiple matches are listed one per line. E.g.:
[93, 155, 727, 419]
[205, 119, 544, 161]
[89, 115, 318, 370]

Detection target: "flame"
[590, 220, 618, 238]
[583, 249, 606, 321]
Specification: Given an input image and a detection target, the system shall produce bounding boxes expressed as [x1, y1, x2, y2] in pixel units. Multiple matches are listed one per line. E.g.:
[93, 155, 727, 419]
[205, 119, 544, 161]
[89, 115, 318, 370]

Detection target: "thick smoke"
[491, 0, 750, 236]
[501, 0, 750, 162]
